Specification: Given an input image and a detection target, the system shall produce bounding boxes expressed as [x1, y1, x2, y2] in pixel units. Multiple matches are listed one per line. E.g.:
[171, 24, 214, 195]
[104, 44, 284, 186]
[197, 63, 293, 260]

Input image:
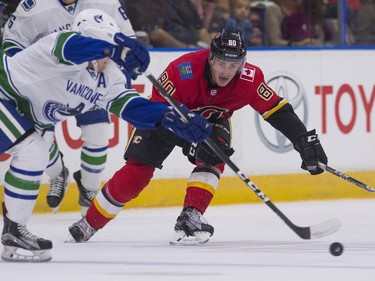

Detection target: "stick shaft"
[318, 162, 375, 192]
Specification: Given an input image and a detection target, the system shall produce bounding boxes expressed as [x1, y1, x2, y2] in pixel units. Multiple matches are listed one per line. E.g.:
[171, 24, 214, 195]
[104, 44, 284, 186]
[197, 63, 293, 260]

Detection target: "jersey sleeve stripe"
[52, 32, 77, 65]
[2, 39, 26, 56]
[262, 98, 288, 119]
[108, 94, 139, 116]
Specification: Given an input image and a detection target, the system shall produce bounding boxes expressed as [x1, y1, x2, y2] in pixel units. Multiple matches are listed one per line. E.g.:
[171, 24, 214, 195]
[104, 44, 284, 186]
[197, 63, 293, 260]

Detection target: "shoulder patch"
[240, 67, 256, 82]
[21, 0, 36, 11]
[178, 62, 193, 80]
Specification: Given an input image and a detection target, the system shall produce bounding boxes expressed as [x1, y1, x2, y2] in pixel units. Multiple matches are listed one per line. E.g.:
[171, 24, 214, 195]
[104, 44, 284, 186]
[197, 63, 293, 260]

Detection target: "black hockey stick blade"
[145, 71, 341, 239]
[318, 162, 375, 192]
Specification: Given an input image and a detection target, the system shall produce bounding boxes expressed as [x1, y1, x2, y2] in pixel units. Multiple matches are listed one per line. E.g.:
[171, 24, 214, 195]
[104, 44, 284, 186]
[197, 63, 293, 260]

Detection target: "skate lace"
[48, 170, 66, 196]
[17, 225, 39, 240]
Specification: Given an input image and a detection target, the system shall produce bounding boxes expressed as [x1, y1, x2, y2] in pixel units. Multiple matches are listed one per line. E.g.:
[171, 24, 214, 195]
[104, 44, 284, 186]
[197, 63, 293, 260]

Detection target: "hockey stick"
[144, 70, 341, 240]
[318, 162, 375, 192]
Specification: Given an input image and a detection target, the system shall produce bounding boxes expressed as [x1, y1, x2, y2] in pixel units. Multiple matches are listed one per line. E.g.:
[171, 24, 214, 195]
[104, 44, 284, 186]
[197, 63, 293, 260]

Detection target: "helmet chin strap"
[91, 60, 99, 73]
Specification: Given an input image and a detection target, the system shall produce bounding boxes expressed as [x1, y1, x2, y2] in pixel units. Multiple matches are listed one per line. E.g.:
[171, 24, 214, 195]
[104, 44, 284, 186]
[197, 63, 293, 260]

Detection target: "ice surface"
[1, 199, 375, 281]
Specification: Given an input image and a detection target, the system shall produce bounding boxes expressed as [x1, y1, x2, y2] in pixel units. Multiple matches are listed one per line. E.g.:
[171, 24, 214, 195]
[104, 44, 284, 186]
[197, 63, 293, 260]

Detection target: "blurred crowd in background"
[1, 0, 374, 48]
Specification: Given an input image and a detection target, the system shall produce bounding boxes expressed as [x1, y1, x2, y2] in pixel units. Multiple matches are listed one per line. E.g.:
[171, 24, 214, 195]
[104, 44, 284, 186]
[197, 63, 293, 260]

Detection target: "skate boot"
[67, 217, 97, 243]
[73, 170, 97, 217]
[170, 207, 214, 245]
[1, 203, 52, 262]
[47, 165, 69, 212]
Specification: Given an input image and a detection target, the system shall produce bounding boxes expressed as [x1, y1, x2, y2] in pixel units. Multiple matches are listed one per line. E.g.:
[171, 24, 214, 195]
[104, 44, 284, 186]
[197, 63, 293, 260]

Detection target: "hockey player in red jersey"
[68, 29, 328, 245]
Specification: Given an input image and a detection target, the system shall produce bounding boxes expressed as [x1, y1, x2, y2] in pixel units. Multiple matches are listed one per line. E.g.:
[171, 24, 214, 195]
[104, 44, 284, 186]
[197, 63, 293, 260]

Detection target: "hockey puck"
[329, 242, 344, 256]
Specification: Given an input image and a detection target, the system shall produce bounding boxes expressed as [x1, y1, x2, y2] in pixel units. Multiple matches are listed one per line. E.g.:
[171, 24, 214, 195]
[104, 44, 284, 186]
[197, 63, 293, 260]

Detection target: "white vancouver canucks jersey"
[2, 0, 135, 53]
[0, 31, 141, 130]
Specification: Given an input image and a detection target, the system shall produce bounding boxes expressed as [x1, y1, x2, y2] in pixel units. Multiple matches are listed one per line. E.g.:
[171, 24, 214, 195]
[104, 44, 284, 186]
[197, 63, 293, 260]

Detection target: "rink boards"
[1, 171, 374, 214]
[0, 49, 374, 214]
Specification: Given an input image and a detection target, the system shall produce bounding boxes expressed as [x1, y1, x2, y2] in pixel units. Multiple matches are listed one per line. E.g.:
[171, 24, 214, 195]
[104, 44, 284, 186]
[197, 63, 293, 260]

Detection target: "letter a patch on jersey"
[240, 67, 255, 82]
[178, 62, 193, 80]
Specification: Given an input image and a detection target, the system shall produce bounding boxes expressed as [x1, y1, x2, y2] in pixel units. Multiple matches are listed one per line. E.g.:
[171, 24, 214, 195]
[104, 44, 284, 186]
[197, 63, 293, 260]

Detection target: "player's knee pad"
[107, 159, 155, 203]
[80, 123, 110, 148]
[8, 132, 49, 172]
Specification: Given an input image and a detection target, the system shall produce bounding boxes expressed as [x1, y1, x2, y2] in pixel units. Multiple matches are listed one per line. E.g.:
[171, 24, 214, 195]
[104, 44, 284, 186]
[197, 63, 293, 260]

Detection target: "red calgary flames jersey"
[151, 49, 286, 120]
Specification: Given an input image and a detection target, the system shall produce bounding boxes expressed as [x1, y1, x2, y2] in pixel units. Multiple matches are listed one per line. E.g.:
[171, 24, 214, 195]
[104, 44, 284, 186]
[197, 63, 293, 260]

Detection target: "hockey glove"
[161, 105, 212, 144]
[195, 141, 234, 166]
[110, 45, 149, 73]
[293, 129, 327, 175]
[118, 53, 141, 87]
[113, 33, 150, 73]
[183, 123, 234, 166]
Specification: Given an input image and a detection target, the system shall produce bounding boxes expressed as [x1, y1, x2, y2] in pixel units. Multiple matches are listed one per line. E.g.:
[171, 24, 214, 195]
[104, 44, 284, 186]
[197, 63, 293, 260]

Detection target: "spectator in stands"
[265, 0, 320, 46]
[223, 0, 262, 46]
[282, 0, 333, 46]
[1, 0, 19, 14]
[249, 1, 268, 46]
[127, 0, 211, 48]
[207, 0, 231, 37]
[0, 0, 20, 41]
[191, 0, 216, 30]
[323, 0, 363, 46]
[125, 0, 153, 47]
[352, 0, 375, 45]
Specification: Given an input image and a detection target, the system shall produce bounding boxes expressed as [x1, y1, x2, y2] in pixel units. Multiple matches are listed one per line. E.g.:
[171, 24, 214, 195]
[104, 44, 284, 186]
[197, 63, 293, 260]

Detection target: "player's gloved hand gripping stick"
[144, 70, 341, 240]
[107, 33, 150, 83]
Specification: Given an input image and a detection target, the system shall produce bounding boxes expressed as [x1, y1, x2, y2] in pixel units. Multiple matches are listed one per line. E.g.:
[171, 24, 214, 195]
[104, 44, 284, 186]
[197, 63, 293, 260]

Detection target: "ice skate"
[73, 170, 97, 217]
[169, 207, 214, 246]
[1, 204, 52, 262]
[67, 217, 97, 243]
[47, 165, 69, 213]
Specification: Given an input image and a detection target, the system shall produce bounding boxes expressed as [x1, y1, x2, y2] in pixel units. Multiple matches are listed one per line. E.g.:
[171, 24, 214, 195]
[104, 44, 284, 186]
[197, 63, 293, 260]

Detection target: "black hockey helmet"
[209, 29, 247, 62]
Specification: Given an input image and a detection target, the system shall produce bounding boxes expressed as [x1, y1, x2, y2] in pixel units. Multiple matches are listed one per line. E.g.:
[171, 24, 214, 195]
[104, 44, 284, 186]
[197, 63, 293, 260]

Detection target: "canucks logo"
[178, 62, 193, 80]
[43, 101, 84, 123]
[94, 15, 104, 23]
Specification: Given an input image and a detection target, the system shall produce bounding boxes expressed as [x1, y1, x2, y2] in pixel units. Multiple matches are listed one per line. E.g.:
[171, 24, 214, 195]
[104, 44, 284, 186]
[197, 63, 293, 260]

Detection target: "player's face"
[88, 57, 110, 72]
[232, 0, 251, 21]
[96, 57, 110, 72]
[61, 0, 76, 4]
[210, 57, 242, 87]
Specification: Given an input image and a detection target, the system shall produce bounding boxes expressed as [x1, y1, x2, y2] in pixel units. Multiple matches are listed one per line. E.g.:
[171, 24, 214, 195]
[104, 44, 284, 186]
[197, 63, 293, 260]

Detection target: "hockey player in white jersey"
[2, 0, 138, 214]
[0, 9, 212, 262]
